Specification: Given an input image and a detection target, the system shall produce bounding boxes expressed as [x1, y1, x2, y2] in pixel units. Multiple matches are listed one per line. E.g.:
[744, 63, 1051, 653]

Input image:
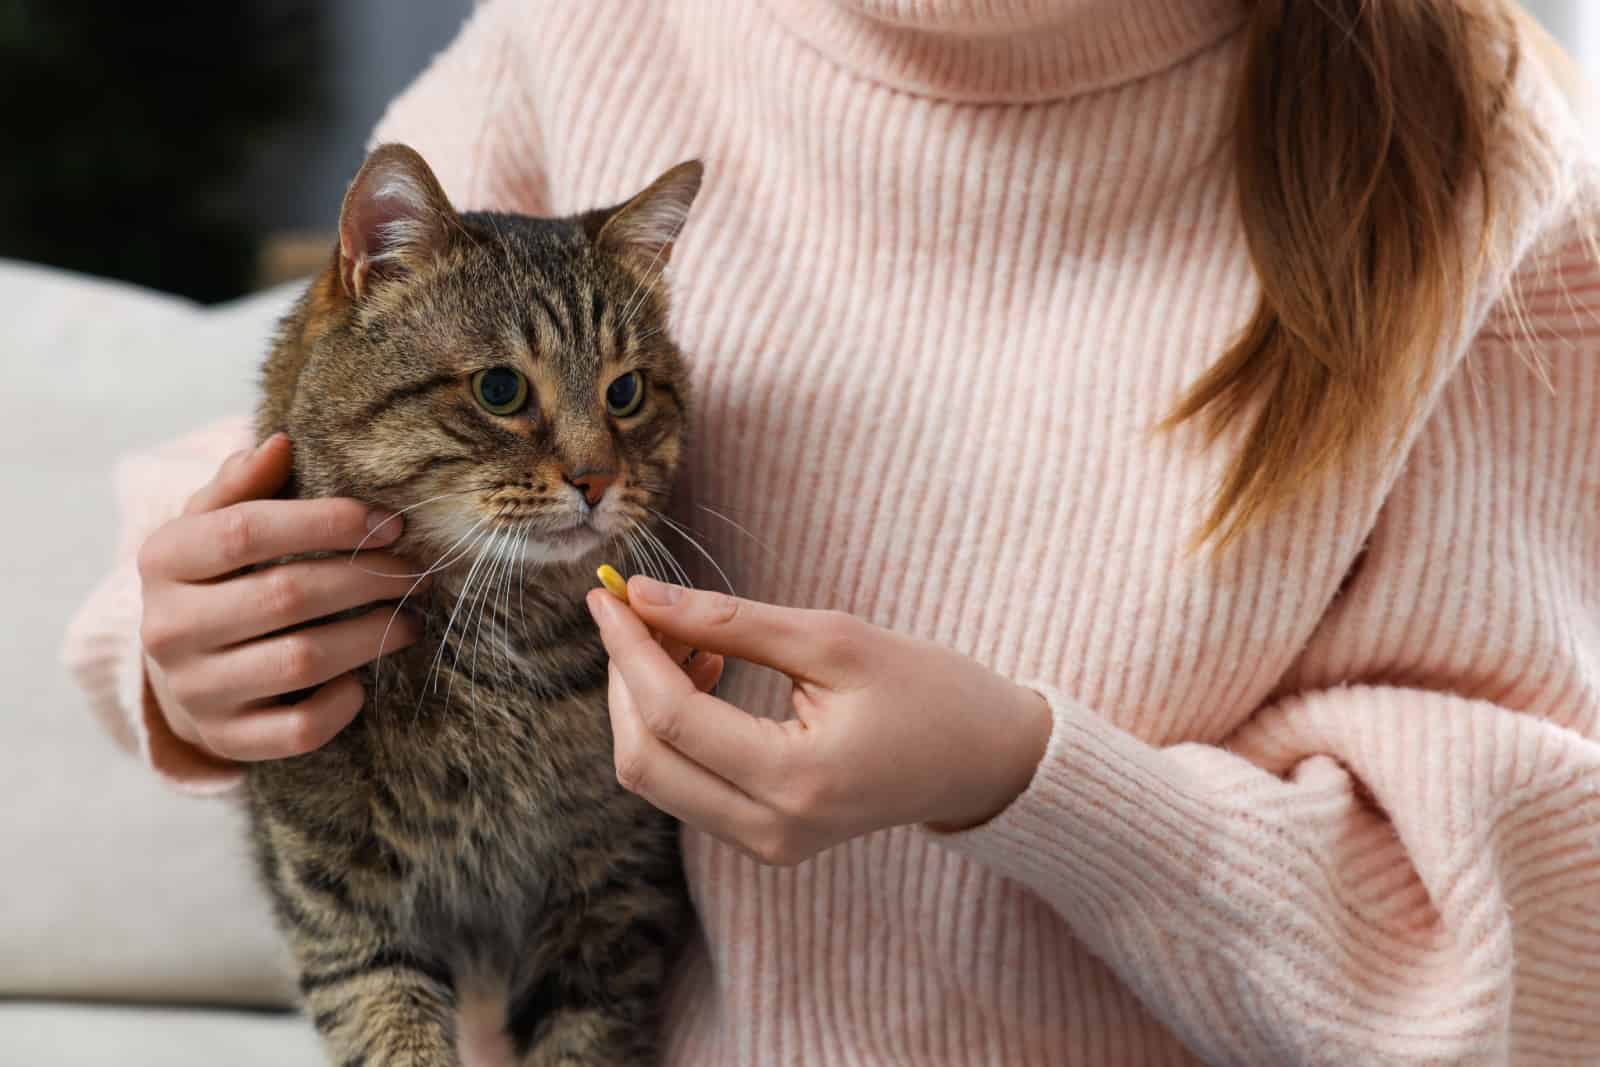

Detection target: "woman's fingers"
[180, 552, 429, 650]
[655, 634, 725, 692]
[687, 650, 725, 692]
[656, 634, 693, 667]
[623, 576, 854, 685]
[590, 590, 787, 794]
[182, 433, 293, 516]
[607, 664, 780, 858]
[192, 606, 422, 706]
[142, 497, 403, 581]
[202, 673, 367, 761]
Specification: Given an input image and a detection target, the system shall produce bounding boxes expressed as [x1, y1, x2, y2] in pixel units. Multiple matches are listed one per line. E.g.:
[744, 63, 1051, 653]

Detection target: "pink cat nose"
[564, 469, 617, 507]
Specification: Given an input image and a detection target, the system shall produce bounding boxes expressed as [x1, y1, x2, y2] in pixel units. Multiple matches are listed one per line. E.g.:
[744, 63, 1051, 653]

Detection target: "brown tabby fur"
[246, 144, 701, 1066]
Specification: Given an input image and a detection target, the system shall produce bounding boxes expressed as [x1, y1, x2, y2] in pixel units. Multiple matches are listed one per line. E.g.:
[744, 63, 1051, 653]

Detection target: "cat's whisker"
[645, 524, 694, 590]
[634, 522, 696, 605]
[374, 516, 494, 698]
[418, 532, 486, 715]
[468, 528, 514, 705]
[635, 522, 681, 587]
[347, 504, 501, 581]
[424, 523, 502, 712]
[487, 530, 518, 677]
[403, 511, 496, 587]
[461, 530, 513, 758]
[348, 487, 485, 563]
[461, 529, 512, 709]
[627, 524, 662, 583]
[618, 530, 638, 580]
[645, 506, 735, 595]
[619, 527, 647, 581]
[693, 503, 776, 558]
[460, 532, 496, 705]
[623, 529, 651, 585]
[413, 513, 500, 580]
[492, 525, 522, 678]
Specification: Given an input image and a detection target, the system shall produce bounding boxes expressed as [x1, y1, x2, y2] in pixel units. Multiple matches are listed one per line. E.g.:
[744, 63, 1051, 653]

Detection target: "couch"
[1, 260, 325, 1063]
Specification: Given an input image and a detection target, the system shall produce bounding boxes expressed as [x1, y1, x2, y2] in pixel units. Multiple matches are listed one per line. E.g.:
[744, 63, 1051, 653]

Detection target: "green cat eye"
[472, 367, 528, 415]
[605, 371, 646, 418]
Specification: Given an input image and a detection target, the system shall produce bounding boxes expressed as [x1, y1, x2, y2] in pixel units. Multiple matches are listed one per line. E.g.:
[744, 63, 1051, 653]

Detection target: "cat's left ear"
[587, 160, 704, 277]
[337, 143, 457, 301]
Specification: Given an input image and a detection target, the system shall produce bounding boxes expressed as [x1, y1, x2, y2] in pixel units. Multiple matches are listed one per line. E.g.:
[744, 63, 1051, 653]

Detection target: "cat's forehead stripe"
[527, 287, 568, 350]
[590, 288, 606, 356]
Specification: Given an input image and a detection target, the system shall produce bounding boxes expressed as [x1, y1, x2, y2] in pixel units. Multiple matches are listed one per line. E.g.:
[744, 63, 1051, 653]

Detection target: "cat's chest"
[371, 615, 612, 786]
[332, 610, 616, 872]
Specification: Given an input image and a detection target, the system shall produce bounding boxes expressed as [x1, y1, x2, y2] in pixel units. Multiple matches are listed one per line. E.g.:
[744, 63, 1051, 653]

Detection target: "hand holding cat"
[137, 434, 426, 762]
[587, 576, 1053, 865]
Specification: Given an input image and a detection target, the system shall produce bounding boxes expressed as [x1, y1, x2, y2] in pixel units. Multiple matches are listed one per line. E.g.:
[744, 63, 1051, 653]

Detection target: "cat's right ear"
[337, 144, 457, 302]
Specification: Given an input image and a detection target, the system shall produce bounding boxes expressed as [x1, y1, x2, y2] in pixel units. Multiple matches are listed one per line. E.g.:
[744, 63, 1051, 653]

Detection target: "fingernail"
[254, 432, 283, 456]
[630, 575, 683, 605]
[586, 587, 617, 623]
[366, 511, 402, 539]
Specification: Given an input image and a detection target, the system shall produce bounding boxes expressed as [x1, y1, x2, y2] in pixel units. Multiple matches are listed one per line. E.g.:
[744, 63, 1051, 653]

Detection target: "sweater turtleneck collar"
[757, 0, 1251, 103]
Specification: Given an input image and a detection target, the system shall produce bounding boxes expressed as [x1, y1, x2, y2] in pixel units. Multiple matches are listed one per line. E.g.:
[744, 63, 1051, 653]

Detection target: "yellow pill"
[596, 563, 629, 603]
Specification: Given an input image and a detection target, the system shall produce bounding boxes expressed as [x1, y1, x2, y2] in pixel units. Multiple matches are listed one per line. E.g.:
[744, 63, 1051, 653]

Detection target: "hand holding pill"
[584, 576, 1052, 866]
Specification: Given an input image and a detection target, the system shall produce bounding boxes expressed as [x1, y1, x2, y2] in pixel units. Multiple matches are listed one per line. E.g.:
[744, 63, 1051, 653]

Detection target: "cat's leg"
[506, 951, 662, 1067]
[508, 882, 686, 1066]
[257, 839, 459, 1066]
[296, 937, 459, 1067]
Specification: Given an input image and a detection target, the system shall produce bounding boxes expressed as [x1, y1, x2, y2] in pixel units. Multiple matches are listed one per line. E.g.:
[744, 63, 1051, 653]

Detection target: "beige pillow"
[0, 260, 299, 1007]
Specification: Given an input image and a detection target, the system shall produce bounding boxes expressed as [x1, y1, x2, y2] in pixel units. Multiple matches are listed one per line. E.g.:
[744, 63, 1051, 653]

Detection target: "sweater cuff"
[928, 684, 1207, 919]
[129, 655, 245, 797]
[61, 563, 243, 796]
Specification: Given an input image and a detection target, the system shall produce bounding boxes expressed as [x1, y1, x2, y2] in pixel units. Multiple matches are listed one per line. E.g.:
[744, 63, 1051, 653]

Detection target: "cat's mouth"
[437, 499, 635, 571]
[504, 516, 608, 566]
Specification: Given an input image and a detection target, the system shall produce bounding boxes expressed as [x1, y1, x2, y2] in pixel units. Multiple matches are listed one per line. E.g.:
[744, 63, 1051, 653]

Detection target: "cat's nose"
[564, 468, 617, 508]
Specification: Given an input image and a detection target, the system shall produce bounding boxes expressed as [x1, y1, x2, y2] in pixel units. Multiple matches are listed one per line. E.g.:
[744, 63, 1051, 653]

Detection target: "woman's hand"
[587, 576, 1053, 866]
[136, 434, 426, 762]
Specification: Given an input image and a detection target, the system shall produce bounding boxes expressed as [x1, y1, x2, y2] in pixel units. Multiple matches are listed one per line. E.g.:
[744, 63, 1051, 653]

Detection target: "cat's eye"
[605, 371, 646, 418]
[472, 367, 528, 415]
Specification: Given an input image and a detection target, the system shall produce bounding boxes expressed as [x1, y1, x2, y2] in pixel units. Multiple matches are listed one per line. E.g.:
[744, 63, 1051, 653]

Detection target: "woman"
[64, 1, 1600, 1062]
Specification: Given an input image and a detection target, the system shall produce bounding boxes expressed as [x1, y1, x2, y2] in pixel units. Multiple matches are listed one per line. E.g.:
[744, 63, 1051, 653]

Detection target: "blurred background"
[0, 1, 1594, 306]
[0, 0, 472, 303]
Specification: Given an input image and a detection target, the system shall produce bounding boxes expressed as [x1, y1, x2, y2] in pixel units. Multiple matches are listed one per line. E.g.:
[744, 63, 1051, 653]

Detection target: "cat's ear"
[337, 143, 457, 301]
[587, 160, 703, 276]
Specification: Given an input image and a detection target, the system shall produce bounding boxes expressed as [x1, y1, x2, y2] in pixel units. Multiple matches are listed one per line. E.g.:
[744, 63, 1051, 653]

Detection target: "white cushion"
[0, 260, 302, 1006]
[0, 1002, 322, 1067]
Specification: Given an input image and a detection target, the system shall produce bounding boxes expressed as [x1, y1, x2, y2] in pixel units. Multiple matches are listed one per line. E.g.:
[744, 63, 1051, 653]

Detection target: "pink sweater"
[62, 1, 1600, 1063]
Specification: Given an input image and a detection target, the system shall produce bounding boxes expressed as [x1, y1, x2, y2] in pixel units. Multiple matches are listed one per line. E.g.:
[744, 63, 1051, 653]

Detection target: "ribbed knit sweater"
[62, 1, 1600, 1063]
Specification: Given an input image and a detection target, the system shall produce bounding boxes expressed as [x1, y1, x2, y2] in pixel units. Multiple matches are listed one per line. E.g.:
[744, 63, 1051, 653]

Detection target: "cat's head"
[264, 143, 701, 576]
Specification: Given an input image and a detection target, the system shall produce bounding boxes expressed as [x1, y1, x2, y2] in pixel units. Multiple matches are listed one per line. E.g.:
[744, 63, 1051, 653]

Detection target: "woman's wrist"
[927, 681, 1052, 834]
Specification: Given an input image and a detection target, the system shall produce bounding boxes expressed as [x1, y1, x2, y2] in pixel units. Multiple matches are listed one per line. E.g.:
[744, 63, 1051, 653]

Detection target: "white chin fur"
[512, 528, 604, 567]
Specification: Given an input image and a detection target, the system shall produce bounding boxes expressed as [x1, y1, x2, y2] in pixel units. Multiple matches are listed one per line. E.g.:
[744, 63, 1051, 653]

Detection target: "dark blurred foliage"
[0, 1, 326, 302]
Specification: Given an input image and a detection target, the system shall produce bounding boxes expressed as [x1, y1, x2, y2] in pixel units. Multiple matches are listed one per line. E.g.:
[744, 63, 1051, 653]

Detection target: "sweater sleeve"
[938, 230, 1600, 1063]
[364, 0, 548, 215]
[59, 416, 254, 794]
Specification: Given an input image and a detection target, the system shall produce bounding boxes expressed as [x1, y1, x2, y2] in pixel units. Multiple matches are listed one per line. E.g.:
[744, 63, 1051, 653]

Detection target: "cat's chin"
[515, 525, 607, 568]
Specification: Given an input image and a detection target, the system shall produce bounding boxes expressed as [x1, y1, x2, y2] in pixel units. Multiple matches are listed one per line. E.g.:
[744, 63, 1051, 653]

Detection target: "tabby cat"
[247, 143, 702, 1066]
